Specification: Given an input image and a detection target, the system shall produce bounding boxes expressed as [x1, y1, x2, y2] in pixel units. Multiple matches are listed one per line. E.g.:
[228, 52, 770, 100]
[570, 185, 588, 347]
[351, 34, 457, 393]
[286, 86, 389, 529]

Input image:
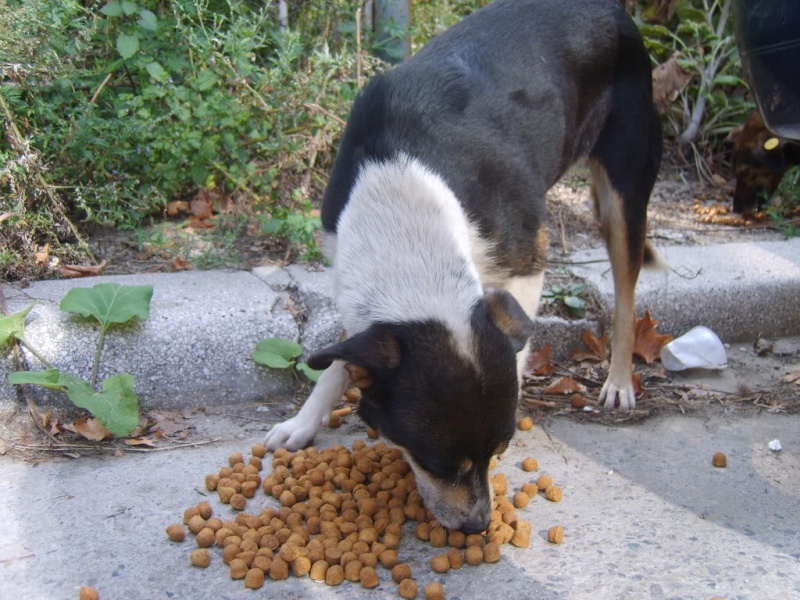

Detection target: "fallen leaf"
[187, 216, 215, 229]
[633, 310, 673, 363]
[544, 376, 585, 395]
[61, 259, 108, 278]
[526, 345, 553, 376]
[190, 192, 214, 220]
[165, 200, 190, 217]
[171, 257, 191, 271]
[34, 244, 50, 265]
[113, 449, 124, 457]
[572, 330, 609, 362]
[783, 369, 800, 384]
[632, 372, 644, 397]
[149, 410, 190, 437]
[124, 437, 156, 447]
[63, 417, 112, 441]
[652, 54, 693, 115]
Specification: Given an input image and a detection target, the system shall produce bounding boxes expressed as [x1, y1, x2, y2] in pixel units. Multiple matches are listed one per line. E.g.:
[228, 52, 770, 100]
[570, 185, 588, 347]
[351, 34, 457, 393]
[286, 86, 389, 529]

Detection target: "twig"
[89, 72, 114, 105]
[520, 395, 558, 408]
[121, 438, 222, 452]
[0, 554, 35, 565]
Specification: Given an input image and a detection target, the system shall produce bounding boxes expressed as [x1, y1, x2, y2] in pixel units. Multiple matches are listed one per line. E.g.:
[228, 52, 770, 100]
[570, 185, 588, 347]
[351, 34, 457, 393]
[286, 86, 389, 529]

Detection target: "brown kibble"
[217, 486, 236, 504]
[310, 560, 329, 581]
[230, 493, 247, 510]
[517, 416, 533, 431]
[521, 457, 538, 472]
[521, 482, 538, 497]
[196, 501, 212, 520]
[464, 534, 485, 548]
[447, 530, 466, 548]
[391, 563, 412, 583]
[510, 527, 530, 548]
[251, 443, 267, 458]
[195, 527, 215, 548]
[183, 506, 200, 524]
[229, 558, 248, 579]
[187, 515, 206, 534]
[366, 427, 379, 439]
[491, 473, 507, 496]
[513, 491, 530, 508]
[190, 548, 211, 568]
[344, 559, 364, 582]
[229, 451, 245, 466]
[293, 556, 312, 578]
[483, 542, 501, 563]
[244, 567, 265, 589]
[359, 565, 379, 588]
[79, 586, 99, 600]
[379, 549, 399, 569]
[415, 522, 431, 541]
[464, 545, 483, 566]
[166, 524, 185, 542]
[424, 582, 445, 600]
[429, 526, 447, 548]
[536, 474, 553, 491]
[570, 393, 585, 409]
[430, 553, 449, 573]
[446, 547, 463, 569]
[325, 564, 345, 586]
[548, 525, 564, 544]
[544, 485, 563, 502]
[398, 578, 419, 599]
[328, 413, 342, 428]
[205, 474, 220, 491]
[712, 452, 727, 468]
[268, 556, 289, 580]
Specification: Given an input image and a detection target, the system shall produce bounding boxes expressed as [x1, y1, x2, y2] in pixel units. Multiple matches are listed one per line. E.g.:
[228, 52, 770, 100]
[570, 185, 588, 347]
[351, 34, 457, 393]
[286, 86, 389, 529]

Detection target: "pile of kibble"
[166, 418, 564, 599]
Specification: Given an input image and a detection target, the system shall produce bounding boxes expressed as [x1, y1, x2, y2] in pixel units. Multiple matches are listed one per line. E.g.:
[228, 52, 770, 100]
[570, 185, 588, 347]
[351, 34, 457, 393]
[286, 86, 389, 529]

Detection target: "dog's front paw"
[263, 416, 321, 451]
[598, 377, 637, 410]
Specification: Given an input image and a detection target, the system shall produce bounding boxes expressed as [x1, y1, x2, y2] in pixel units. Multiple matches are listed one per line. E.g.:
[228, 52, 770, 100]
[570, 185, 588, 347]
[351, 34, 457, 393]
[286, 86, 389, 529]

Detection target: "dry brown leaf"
[149, 410, 189, 437]
[190, 192, 215, 220]
[34, 244, 50, 265]
[783, 369, 800, 385]
[526, 345, 553, 376]
[171, 257, 191, 271]
[186, 217, 215, 230]
[652, 54, 693, 115]
[63, 417, 112, 441]
[124, 437, 156, 447]
[572, 330, 609, 362]
[544, 376, 584, 395]
[633, 310, 673, 363]
[631, 372, 644, 397]
[165, 200, 190, 217]
[61, 259, 108, 278]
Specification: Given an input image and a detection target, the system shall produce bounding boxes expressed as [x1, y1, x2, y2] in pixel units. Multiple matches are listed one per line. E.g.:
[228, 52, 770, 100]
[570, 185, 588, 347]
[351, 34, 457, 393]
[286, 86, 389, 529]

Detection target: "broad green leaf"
[252, 338, 302, 369]
[8, 368, 64, 390]
[60, 283, 153, 332]
[296, 362, 323, 383]
[564, 296, 586, 310]
[713, 74, 740, 87]
[145, 61, 167, 81]
[137, 9, 158, 31]
[121, 1, 138, 15]
[100, 2, 123, 17]
[116, 33, 140, 59]
[63, 373, 139, 437]
[0, 303, 34, 345]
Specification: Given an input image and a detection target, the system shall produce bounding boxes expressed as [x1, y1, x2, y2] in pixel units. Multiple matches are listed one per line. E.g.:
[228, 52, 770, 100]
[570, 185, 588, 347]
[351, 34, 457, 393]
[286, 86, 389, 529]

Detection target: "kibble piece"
[483, 542, 501, 563]
[464, 545, 483, 566]
[269, 556, 289, 580]
[536, 474, 553, 491]
[195, 527, 215, 548]
[366, 427, 379, 439]
[491, 473, 507, 496]
[518, 416, 533, 430]
[325, 564, 345, 586]
[521, 482, 538, 497]
[217, 486, 236, 504]
[309, 560, 329, 581]
[166, 524, 185, 542]
[293, 556, 312, 578]
[446, 548, 463, 569]
[245, 567, 265, 589]
[513, 491, 530, 508]
[79, 586, 100, 600]
[424, 581, 445, 600]
[521, 457, 538, 472]
[230, 557, 248, 579]
[429, 527, 447, 548]
[570, 394, 585, 408]
[379, 549, 399, 569]
[544, 485, 563, 503]
[205, 474, 220, 491]
[229, 451, 245, 466]
[430, 554, 450, 573]
[447, 530, 465, 548]
[344, 559, 364, 582]
[196, 501, 212, 519]
[251, 443, 267, 458]
[510, 526, 530, 548]
[464, 534, 485, 548]
[548, 525, 564, 544]
[230, 493, 247, 511]
[359, 566, 379, 588]
[712, 452, 727, 468]
[398, 578, 419, 599]
[183, 506, 200, 524]
[391, 563, 412, 583]
[415, 522, 431, 541]
[187, 515, 206, 534]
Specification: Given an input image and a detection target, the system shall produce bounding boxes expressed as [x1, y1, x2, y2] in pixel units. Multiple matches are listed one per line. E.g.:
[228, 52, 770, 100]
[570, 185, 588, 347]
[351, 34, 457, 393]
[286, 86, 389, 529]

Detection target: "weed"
[542, 283, 588, 318]
[252, 337, 322, 383]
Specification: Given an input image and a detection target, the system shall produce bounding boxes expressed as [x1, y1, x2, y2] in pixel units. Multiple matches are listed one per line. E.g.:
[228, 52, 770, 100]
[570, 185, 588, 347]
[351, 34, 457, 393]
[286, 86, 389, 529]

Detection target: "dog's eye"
[493, 442, 508, 456]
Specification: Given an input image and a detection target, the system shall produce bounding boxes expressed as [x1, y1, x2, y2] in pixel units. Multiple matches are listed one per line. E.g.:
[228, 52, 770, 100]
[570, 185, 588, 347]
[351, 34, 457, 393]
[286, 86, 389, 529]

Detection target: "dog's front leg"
[263, 359, 350, 451]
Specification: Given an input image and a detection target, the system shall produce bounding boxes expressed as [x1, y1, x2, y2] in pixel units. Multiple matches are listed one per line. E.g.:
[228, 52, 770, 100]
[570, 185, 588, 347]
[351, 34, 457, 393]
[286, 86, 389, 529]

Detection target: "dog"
[730, 110, 800, 214]
[264, 0, 661, 533]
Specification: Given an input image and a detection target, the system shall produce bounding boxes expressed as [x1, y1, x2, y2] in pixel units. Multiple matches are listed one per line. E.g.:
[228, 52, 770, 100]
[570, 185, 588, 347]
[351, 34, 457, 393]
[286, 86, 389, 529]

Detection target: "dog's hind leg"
[588, 47, 662, 409]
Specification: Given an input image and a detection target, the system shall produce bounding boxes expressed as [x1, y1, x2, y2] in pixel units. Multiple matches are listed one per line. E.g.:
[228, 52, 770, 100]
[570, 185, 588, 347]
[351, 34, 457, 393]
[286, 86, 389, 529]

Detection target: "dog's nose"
[459, 516, 490, 535]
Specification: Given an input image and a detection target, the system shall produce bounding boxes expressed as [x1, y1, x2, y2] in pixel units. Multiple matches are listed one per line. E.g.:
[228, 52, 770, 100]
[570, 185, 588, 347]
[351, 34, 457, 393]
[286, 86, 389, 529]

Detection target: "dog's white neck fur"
[326, 155, 484, 360]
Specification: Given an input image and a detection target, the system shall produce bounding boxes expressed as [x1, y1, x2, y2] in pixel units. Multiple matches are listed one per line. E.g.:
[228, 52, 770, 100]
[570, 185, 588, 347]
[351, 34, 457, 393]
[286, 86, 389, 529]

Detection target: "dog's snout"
[460, 515, 490, 535]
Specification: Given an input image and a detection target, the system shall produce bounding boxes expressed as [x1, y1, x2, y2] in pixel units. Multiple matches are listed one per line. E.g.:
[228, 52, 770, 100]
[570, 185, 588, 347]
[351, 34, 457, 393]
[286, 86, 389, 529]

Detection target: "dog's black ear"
[307, 324, 401, 388]
[484, 289, 534, 353]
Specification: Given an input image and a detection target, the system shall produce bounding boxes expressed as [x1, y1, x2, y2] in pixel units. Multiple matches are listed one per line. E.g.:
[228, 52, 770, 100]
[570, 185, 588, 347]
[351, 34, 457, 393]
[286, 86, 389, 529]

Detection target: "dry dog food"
[712, 452, 727, 468]
[548, 525, 564, 544]
[171, 422, 566, 597]
[79, 586, 100, 600]
[517, 416, 533, 431]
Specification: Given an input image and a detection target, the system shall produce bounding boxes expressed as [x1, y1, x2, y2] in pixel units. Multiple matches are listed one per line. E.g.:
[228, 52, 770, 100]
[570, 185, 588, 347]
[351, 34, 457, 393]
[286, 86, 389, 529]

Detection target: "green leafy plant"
[259, 203, 323, 262]
[4, 283, 153, 436]
[542, 283, 587, 318]
[765, 165, 800, 237]
[252, 337, 323, 382]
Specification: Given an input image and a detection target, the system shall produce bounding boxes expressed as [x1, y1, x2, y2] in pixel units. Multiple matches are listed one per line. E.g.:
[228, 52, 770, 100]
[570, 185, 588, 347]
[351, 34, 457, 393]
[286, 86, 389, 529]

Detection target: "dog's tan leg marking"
[590, 161, 641, 410]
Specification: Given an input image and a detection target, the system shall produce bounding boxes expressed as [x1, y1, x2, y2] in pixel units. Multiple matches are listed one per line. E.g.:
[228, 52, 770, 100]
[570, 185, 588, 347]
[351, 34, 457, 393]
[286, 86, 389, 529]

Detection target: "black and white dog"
[265, 0, 661, 533]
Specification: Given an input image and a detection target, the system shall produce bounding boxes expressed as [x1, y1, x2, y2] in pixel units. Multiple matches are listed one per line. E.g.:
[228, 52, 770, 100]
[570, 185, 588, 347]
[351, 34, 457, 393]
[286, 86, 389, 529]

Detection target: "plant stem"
[91, 327, 106, 388]
[18, 338, 53, 370]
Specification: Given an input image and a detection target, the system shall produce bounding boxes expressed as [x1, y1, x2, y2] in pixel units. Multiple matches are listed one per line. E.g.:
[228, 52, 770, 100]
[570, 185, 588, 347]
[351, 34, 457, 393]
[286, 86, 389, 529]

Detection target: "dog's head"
[308, 289, 533, 533]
